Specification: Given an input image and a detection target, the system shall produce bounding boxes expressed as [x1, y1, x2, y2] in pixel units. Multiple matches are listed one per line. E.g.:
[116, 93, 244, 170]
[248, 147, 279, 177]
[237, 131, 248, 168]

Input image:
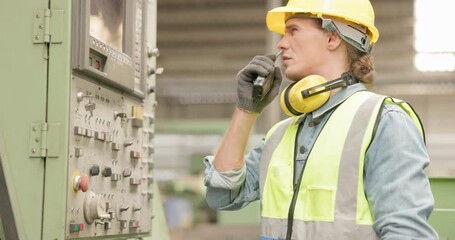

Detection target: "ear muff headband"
[302, 72, 357, 98]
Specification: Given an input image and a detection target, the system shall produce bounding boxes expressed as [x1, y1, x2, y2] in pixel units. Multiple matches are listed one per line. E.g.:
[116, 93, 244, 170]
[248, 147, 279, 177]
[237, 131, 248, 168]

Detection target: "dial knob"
[83, 191, 110, 224]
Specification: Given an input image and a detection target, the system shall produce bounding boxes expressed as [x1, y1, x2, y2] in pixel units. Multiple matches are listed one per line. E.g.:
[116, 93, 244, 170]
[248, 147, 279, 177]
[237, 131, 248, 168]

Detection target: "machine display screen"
[90, 0, 125, 52]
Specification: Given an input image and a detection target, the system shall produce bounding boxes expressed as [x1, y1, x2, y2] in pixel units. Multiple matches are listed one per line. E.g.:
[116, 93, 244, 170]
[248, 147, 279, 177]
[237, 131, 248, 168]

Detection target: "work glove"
[236, 54, 283, 114]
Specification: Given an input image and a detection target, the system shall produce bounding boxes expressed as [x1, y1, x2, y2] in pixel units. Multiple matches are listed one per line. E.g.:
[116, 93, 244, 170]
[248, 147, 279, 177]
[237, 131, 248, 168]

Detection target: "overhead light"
[414, 53, 455, 72]
[414, 0, 455, 72]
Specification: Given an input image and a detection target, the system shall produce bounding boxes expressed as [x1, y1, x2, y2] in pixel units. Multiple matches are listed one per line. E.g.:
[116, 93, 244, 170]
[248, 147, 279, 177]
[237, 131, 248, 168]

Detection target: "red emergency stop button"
[73, 175, 89, 192]
[80, 175, 89, 192]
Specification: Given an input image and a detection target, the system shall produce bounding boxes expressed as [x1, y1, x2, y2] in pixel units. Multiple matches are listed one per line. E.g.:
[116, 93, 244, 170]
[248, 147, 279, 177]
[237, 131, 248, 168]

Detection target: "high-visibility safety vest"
[259, 91, 424, 240]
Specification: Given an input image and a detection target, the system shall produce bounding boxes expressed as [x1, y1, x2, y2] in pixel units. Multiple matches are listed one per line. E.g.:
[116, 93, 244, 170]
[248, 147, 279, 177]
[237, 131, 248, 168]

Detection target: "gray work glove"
[236, 54, 283, 113]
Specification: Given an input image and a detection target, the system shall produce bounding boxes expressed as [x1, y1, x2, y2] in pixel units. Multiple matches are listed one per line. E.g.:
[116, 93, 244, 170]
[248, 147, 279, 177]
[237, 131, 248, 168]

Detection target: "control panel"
[66, 75, 155, 238]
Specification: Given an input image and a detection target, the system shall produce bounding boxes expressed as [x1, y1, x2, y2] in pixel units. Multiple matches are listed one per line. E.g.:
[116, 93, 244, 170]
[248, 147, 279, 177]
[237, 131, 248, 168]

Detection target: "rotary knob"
[83, 191, 110, 224]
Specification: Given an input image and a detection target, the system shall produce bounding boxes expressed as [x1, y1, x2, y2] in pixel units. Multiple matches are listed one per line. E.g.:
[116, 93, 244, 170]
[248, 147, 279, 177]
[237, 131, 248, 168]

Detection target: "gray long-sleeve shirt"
[204, 83, 439, 240]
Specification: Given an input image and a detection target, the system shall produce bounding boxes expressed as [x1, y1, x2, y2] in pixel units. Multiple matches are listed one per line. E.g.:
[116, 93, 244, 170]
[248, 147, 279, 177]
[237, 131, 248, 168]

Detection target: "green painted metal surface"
[156, 119, 230, 135]
[41, 1, 72, 239]
[218, 201, 261, 226]
[0, 0, 49, 238]
[151, 182, 171, 240]
[0, 217, 4, 240]
[429, 177, 455, 240]
[0, 0, 170, 239]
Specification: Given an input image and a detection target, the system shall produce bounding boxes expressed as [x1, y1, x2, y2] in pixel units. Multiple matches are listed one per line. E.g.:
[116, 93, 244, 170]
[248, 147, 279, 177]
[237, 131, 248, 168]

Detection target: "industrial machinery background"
[0, 0, 169, 239]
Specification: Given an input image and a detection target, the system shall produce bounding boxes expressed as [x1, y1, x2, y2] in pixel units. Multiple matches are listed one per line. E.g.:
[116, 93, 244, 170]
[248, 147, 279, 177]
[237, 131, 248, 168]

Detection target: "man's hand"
[236, 55, 283, 113]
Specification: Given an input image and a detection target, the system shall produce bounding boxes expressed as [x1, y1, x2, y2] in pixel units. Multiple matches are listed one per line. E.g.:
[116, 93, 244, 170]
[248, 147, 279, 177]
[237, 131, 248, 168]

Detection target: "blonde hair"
[311, 17, 376, 84]
[347, 45, 376, 84]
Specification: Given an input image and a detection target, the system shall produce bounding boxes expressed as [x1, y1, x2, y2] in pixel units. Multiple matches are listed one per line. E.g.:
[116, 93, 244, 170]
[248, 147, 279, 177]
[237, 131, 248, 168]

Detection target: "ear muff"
[280, 75, 330, 116]
[280, 72, 359, 116]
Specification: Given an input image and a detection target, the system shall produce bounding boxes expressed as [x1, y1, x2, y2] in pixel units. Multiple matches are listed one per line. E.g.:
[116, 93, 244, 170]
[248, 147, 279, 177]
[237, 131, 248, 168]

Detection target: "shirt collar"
[295, 83, 367, 124]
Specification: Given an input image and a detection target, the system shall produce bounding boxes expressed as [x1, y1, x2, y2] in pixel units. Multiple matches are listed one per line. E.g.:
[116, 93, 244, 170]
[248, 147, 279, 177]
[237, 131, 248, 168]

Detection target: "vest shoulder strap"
[264, 117, 296, 142]
[382, 97, 425, 141]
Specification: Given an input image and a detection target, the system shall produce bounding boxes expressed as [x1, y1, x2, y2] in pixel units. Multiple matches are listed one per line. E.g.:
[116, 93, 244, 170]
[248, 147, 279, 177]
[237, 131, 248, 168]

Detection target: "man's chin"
[285, 72, 306, 82]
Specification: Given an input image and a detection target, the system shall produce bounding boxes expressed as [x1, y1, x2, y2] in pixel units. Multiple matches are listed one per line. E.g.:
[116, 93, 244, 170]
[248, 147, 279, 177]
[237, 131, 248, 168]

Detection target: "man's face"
[278, 17, 329, 81]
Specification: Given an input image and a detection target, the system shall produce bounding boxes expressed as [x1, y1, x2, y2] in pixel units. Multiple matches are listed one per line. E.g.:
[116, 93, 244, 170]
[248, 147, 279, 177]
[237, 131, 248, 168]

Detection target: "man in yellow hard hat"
[203, 0, 438, 239]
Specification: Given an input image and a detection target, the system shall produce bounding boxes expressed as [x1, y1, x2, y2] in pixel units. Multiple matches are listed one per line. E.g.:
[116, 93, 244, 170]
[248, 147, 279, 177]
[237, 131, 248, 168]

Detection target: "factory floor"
[170, 223, 260, 240]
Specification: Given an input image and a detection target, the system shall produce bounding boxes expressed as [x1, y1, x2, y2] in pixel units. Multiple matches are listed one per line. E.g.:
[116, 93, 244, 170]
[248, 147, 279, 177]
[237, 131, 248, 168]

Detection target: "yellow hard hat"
[266, 0, 379, 48]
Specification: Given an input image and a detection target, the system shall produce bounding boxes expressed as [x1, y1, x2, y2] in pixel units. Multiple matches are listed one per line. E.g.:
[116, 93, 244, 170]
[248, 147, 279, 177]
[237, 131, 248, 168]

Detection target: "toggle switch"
[114, 111, 128, 121]
[130, 178, 141, 186]
[104, 221, 111, 230]
[147, 47, 160, 58]
[106, 134, 113, 143]
[76, 92, 93, 102]
[111, 173, 121, 182]
[75, 148, 84, 157]
[85, 129, 94, 138]
[95, 131, 105, 141]
[119, 204, 129, 212]
[85, 102, 96, 112]
[133, 204, 142, 211]
[120, 220, 128, 230]
[148, 67, 164, 76]
[123, 168, 132, 177]
[74, 126, 85, 136]
[147, 146, 154, 155]
[124, 139, 134, 147]
[112, 142, 120, 151]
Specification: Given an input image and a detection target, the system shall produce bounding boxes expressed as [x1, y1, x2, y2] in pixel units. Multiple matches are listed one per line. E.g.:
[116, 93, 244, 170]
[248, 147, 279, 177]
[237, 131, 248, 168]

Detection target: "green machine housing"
[0, 0, 169, 239]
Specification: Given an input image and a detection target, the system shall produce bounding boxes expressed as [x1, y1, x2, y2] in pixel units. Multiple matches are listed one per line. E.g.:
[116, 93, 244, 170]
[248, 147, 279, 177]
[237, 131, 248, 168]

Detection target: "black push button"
[89, 165, 100, 176]
[103, 167, 112, 177]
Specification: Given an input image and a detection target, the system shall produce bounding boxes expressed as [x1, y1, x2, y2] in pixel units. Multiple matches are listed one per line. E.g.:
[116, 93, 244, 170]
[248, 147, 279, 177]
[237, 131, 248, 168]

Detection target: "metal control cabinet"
[0, 0, 168, 239]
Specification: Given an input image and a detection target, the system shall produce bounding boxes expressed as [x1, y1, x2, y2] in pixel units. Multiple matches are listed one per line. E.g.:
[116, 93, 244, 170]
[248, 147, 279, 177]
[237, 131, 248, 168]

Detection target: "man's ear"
[327, 32, 343, 51]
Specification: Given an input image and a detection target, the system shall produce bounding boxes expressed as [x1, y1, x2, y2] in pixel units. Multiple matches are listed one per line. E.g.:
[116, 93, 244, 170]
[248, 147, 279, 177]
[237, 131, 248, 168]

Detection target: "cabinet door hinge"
[33, 9, 64, 44]
[29, 122, 61, 158]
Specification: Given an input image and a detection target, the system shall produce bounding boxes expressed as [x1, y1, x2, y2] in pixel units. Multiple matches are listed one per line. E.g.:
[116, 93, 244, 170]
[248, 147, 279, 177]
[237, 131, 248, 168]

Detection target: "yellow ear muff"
[280, 75, 331, 116]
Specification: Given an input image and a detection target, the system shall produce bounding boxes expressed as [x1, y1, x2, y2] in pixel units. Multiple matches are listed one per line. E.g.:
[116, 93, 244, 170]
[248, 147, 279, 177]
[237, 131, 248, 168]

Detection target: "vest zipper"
[286, 122, 306, 240]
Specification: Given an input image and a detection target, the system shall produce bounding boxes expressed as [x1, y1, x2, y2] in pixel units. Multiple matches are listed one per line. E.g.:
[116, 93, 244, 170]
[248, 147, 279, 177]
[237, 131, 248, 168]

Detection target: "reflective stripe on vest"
[259, 91, 423, 240]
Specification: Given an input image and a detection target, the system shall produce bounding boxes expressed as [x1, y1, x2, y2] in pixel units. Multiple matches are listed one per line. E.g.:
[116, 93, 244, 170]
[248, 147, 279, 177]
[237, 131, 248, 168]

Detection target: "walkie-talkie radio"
[252, 50, 283, 101]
